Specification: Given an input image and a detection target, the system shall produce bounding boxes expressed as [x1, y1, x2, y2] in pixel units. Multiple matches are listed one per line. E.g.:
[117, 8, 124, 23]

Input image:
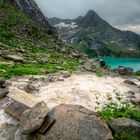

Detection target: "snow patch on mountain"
[54, 22, 78, 29]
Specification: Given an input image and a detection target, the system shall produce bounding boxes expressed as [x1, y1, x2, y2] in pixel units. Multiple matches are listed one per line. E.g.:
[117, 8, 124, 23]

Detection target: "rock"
[0, 69, 6, 73]
[0, 88, 9, 98]
[70, 52, 81, 59]
[20, 101, 49, 134]
[56, 66, 63, 70]
[99, 59, 106, 67]
[124, 80, 137, 86]
[14, 129, 37, 140]
[130, 98, 140, 104]
[126, 67, 133, 75]
[0, 61, 14, 66]
[118, 66, 127, 75]
[126, 91, 135, 98]
[2, 54, 24, 62]
[26, 79, 49, 93]
[117, 66, 133, 75]
[5, 100, 30, 120]
[44, 104, 113, 140]
[83, 59, 97, 72]
[136, 77, 140, 81]
[0, 77, 6, 86]
[61, 71, 72, 78]
[108, 118, 140, 138]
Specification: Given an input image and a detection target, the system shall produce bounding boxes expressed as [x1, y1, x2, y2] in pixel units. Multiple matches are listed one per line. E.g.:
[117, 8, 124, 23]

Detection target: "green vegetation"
[99, 92, 140, 122]
[99, 101, 140, 122]
[114, 132, 139, 140]
[0, 4, 79, 79]
[98, 92, 140, 140]
[104, 43, 140, 58]
[133, 71, 140, 76]
[95, 69, 103, 77]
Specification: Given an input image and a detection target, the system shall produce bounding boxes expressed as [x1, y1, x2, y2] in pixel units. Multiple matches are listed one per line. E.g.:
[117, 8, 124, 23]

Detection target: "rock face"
[4, 0, 56, 35]
[20, 101, 49, 134]
[43, 104, 113, 140]
[108, 118, 140, 138]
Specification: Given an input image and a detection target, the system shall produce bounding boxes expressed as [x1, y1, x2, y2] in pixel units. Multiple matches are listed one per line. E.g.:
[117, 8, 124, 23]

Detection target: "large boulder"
[20, 101, 49, 134]
[43, 104, 113, 140]
[108, 118, 140, 138]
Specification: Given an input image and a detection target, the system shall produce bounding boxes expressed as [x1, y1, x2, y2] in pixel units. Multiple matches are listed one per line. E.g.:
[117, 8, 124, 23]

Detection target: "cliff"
[2, 0, 56, 35]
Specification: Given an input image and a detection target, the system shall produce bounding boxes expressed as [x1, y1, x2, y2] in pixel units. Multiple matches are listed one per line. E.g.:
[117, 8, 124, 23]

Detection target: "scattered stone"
[20, 101, 49, 134]
[118, 66, 127, 75]
[0, 69, 6, 73]
[130, 98, 140, 104]
[0, 61, 14, 66]
[126, 67, 133, 75]
[2, 54, 24, 62]
[136, 77, 140, 81]
[126, 91, 135, 98]
[108, 118, 140, 138]
[26, 79, 49, 93]
[0, 78, 6, 86]
[124, 80, 137, 86]
[44, 104, 113, 140]
[0, 88, 9, 98]
[83, 59, 97, 72]
[70, 51, 81, 59]
[61, 71, 71, 78]
[117, 66, 133, 75]
[56, 66, 63, 70]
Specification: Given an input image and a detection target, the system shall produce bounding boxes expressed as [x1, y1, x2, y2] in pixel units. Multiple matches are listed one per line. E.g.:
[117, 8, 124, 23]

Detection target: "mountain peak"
[86, 10, 98, 17]
[77, 9, 110, 28]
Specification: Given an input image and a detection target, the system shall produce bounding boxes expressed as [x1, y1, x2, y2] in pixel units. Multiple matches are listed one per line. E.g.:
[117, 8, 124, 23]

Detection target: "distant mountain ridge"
[49, 10, 140, 57]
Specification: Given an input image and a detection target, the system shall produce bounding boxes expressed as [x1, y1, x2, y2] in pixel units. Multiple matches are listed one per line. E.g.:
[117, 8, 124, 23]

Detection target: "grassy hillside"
[0, 4, 82, 78]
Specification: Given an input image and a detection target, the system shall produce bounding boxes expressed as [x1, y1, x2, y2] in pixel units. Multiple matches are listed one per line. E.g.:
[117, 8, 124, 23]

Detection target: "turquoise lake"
[101, 58, 140, 72]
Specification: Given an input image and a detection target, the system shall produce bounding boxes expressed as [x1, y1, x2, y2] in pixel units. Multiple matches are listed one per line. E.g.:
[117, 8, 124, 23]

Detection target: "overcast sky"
[35, 0, 140, 34]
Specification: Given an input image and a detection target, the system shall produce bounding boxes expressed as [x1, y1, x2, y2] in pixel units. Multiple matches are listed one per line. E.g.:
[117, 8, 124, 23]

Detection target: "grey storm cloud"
[34, 0, 140, 26]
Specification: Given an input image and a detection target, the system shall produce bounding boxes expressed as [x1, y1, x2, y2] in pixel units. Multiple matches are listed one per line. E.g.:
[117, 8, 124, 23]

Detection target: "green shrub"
[99, 101, 140, 122]
[96, 69, 103, 77]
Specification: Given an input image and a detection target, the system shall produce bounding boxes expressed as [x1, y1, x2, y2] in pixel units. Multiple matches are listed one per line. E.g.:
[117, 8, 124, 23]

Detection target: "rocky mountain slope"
[49, 10, 140, 57]
[0, 0, 86, 79]
[2, 0, 56, 35]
